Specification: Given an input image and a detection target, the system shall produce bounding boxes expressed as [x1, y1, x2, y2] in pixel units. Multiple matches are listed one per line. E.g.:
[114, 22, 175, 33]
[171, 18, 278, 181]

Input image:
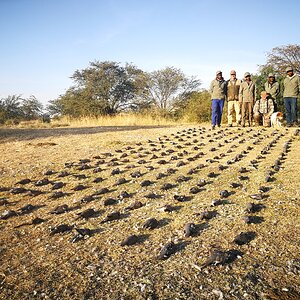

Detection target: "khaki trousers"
[227, 100, 241, 125]
[241, 102, 254, 126]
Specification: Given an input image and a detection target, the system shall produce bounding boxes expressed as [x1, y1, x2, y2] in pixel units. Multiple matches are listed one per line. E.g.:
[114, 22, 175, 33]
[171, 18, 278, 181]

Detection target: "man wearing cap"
[265, 73, 280, 111]
[239, 72, 257, 127]
[227, 70, 242, 126]
[209, 71, 227, 129]
[283, 66, 300, 126]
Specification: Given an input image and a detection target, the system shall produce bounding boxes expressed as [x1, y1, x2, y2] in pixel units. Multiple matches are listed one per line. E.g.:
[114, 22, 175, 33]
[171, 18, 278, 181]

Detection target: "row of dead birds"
[0, 127, 295, 265]
[2, 127, 284, 204]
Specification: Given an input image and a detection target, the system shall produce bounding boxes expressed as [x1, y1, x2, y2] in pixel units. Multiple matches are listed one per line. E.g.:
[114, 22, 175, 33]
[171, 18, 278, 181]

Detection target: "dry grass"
[0, 124, 299, 300]
[9, 113, 184, 130]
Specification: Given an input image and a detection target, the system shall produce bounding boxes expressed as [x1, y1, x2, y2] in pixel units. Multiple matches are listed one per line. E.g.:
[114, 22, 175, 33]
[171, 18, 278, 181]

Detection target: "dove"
[233, 231, 256, 245]
[184, 223, 197, 237]
[50, 224, 73, 235]
[101, 211, 121, 223]
[121, 234, 139, 246]
[158, 241, 176, 260]
[143, 218, 159, 229]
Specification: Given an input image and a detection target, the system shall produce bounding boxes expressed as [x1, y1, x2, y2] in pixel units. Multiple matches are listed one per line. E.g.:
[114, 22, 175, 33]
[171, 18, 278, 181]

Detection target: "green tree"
[0, 95, 24, 123]
[146, 67, 201, 111]
[21, 95, 43, 120]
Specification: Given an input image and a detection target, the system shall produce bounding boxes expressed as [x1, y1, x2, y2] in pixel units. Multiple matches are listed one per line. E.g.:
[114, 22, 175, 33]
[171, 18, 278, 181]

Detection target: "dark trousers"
[211, 99, 225, 126]
[284, 97, 297, 124]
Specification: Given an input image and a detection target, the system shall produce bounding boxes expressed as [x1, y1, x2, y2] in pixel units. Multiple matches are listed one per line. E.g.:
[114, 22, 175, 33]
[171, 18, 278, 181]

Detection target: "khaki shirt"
[283, 74, 300, 98]
[210, 79, 227, 100]
[239, 80, 257, 103]
[264, 81, 280, 101]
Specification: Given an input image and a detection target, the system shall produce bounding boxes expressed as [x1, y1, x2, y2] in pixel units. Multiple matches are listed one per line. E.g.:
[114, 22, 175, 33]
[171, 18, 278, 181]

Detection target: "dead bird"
[71, 228, 93, 243]
[100, 211, 121, 223]
[245, 203, 263, 213]
[156, 172, 167, 180]
[233, 231, 256, 245]
[51, 181, 65, 190]
[144, 192, 161, 199]
[0, 198, 9, 206]
[190, 186, 202, 194]
[258, 186, 270, 193]
[50, 204, 69, 215]
[93, 177, 104, 183]
[103, 198, 118, 206]
[80, 195, 95, 203]
[14, 217, 46, 228]
[50, 224, 73, 235]
[0, 210, 18, 220]
[158, 241, 177, 260]
[49, 191, 65, 199]
[119, 190, 131, 199]
[238, 175, 249, 181]
[130, 171, 142, 178]
[229, 182, 242, 188]
[18, 204, 38, 214]
[114, 177, 127, 186]
[143, 218, 159, 229]
[16, 178, 31, 185]
[73, 184, 87, 191]
[35, 178, 51, 186]
[242, 216, 264, 224]
[10, 187, 27, 194]
[174, 194, 190, 202]
[198, 210, 217, 220]
[158, 204, 175, 212]
[197, 179, 207, 187]
[121, 234, 139, 246]
[249, 193, 263, 200]
[93, 187, 110, 195]
[125, 201, 144, 210]
[184, 223, 197, 237]
[219, 190, 230, 198]
[176, 175, 191, 183]
[201, 249, 239, 268]
[140, 180, 153, 187]
[161, 183, 175, 190]
[76, 208, 97, 220]
[211, 199, 223, 206]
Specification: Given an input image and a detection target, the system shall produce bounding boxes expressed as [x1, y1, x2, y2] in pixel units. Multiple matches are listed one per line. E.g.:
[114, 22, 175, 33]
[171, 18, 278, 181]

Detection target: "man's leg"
[227, 101, 234, 126]
[211, 99, 218, 127]
[234, 100, 241, 125]
[218, 99, 225, 126]
[290, 97, 297, 124]
[284, 97, 291, 125]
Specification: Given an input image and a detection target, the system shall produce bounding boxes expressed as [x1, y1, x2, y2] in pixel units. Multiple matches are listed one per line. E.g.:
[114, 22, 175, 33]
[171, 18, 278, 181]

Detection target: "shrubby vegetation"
[1, 44, 299, 126]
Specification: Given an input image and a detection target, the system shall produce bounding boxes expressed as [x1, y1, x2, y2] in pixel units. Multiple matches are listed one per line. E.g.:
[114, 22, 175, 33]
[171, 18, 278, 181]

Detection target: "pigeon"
[10, 187, 27, 194]
[161, 183, 175, 190]
[198, 210, 217, 220]
[19, 204, 37, 214]
[71, 228, 93, 243]
[184, 223, 197, 237]
[233, 231, 256, 245]
[229, 182, 242, 188]
[197, 179, 207, 187]
[49, 191, 65, 199]
[50, 224, 73, 235]
[0, 210, 18, 220]
[94, 187, 110, 195]
[201, 249, 234, 268]
[114, 177, 127, 186]
[57, 171, 70, 178]
[103, 198, 118, 206]
[140, 180, 153, 187]
[158, 204, 174, 212]
[190, 186, 201, 194]
[80, 195, 95, 203]
[144, 192, 161, 199]
[238, 175, 249, 181]
[121, 234, 139, 246]
[249, 193, 263, 200]
[211, 199, 223, 206]
[156, 173, 167, 180]
[93, 177, 104, 183]
[52, 182, 64, 190]
[143, 218, 159, 229]
[14, 217, 46, 228]
[174, 195, 189, 202]
[158, 241, 177, 260]
[16, 179, 31, 185]
[76, 208, 97, 219]
[125, 201, 144, 210]
[242, 216, 264, 224]
[119, 191, 131, 199]
[101, 211, 121, 223]
[111, 168, 121, 175]
[258, 186, 270, 193]
[35, 178, 51, 186]
[50, 204, 69, 214]
[0, 198, 9, 206]
[219, 190, 230, 198]
[73, 184, 87, 191]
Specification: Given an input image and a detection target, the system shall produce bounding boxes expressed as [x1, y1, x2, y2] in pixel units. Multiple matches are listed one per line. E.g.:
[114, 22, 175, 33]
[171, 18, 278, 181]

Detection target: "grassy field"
[0, 123, 299, 300]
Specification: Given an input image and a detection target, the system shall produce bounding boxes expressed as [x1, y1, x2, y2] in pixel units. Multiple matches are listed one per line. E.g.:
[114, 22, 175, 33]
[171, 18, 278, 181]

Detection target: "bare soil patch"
[0, 124, 299, 299]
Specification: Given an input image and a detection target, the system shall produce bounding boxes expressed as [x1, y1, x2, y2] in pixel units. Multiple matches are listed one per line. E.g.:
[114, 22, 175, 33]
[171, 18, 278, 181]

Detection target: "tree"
[68, 61, 147, 115]
[146, 67, 201, 111]
[0, 95, 24, 123]
[21, 95, 43, 120]
[264, 44, 300, 75]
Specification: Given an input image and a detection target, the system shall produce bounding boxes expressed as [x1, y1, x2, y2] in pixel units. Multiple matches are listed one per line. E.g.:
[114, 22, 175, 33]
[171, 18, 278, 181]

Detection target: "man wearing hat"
[283, 66, 300, 126]
[209, 70, 227, 129]
[264, 73, 280, 111]
[226, 70, 242, 126]
[239, 72, 257, 127]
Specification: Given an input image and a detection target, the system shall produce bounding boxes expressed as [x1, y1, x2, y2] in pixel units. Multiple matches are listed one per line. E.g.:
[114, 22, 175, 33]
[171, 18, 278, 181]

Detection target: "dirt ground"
[0, 124, 299, 300]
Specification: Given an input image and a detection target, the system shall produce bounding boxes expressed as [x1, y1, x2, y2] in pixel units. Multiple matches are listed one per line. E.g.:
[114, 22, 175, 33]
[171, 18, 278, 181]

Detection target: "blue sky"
[1, 0, 299, 105]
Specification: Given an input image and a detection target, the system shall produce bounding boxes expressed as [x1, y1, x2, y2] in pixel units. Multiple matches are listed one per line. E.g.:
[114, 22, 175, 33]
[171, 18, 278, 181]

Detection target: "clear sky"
[1, 0, 299, 105]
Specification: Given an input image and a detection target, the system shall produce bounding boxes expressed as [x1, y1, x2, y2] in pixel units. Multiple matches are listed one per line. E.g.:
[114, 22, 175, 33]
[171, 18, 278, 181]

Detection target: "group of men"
[209, 67, 300, 128]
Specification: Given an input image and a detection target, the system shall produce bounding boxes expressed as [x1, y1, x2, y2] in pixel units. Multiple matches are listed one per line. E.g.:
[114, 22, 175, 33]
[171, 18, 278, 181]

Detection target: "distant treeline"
[1, 44, 299, 125]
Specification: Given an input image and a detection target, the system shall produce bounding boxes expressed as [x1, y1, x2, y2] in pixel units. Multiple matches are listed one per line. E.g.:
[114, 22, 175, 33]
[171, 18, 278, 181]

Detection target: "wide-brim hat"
[216, 70, 222, 75]
[244, 72, 250, 78]
[286, 66, 293, 73]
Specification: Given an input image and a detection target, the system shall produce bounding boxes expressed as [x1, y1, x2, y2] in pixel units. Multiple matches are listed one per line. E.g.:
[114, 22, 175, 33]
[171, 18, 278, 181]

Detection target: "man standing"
[239, 72, 257, 127]
[253, 91, 274, 126]
[265, 73, 280, 111]
[210, 71, 227, 129]
[227, 70, 242, 126]
[283, 66, 300, 126]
